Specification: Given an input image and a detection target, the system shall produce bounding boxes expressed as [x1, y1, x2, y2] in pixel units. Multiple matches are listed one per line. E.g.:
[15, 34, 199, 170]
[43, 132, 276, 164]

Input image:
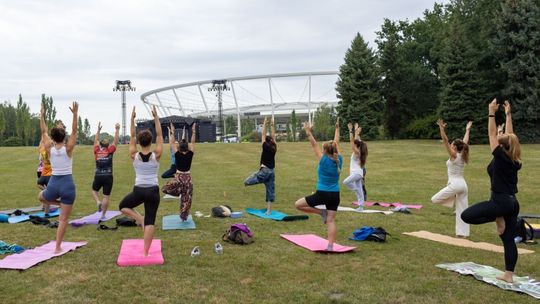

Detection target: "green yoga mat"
[437, 262, 540, 299]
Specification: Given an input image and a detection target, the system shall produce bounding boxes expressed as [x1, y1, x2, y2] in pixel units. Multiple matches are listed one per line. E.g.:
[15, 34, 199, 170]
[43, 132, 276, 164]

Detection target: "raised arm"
[303, 121, 322, 160]
[354, 123, 362, 141]
[504, 101, 513, 134]
[113, 123, 120, 147]
[437, 119, 456, 159]
[129, 106, 137, 159]
[66, 102, 78, 156]
[152, 105, 163, 160]
[39, 103, 52, 147]
[270, 118, 276, 140]
[488, 99, 499, 151]
[189, 123, 196, 152]
[333, 117, 341, 154]
[94, 122, 102, 147]
[463, 121, 472, 144]
[168, 123, 177, 154]
[261, 117, 268, 143]
[348, 123, 359, 156]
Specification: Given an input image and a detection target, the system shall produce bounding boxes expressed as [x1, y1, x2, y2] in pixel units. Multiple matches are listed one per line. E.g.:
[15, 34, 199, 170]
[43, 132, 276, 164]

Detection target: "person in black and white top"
[461, 99, 522, 283]
[244, 117, 277, 215]
[119, 105, 163, 257]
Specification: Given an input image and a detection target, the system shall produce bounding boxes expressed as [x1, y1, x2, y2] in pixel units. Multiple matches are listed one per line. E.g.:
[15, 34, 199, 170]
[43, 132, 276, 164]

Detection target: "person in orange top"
[37, 142, 53, 190]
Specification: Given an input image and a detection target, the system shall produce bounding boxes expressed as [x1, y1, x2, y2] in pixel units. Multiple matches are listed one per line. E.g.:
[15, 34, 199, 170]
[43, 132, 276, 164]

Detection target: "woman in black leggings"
[461, 99, 522, 283]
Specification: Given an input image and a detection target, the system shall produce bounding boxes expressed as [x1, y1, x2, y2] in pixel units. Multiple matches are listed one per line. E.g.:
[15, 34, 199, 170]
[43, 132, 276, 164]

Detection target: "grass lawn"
[0, 140, 539, 303]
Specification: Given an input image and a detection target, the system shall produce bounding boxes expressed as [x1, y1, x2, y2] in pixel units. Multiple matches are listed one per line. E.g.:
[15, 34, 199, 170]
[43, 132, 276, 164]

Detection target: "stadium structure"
[139, 71, 339, 142]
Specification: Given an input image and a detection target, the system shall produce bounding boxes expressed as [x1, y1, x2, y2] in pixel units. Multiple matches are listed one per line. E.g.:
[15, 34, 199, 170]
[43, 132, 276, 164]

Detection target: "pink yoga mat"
[356, 201, 423, 209]
[280, 234, 356, 253]
[117, 239, 164, 267]
[0, 241, 87, 270]
[69, 211, 122, 226]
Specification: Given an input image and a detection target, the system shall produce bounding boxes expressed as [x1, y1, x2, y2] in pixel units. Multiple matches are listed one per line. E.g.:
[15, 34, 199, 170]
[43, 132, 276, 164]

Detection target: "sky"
[0, 0, 447, 134]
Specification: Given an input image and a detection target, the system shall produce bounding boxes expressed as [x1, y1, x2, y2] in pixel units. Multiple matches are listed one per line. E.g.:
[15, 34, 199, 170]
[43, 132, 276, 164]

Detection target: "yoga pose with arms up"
[431, 119, 472, 238]
[343, 122, 367, 211]
[119, 106, 163, 257]
[244, 117, 277, 215]
[38, 101, 79, 253]
[37, 135, 52, 192]
[295, 118, 342, 251]
[92, 122, 120, 218]
[162, 122, 196, 221]
[461, 99, 521, 283]
[161, 123, 179, 179]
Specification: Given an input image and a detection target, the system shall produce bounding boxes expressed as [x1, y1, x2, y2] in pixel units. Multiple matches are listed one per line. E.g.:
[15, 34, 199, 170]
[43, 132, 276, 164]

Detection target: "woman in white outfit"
[343, 123, 368, 211]
[431, 119, 472, 237]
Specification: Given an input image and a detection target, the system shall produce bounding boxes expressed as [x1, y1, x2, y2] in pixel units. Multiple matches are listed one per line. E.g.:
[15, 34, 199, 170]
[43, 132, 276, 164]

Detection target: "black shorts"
[92, 175, 114, 196]
[119, 186, 160, 226]
[37, 175, 51, 187]
[305, 190, 340, 211]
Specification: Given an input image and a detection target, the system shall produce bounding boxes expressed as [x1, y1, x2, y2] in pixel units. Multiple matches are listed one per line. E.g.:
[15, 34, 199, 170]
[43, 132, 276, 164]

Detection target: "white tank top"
[446, 153, 465, 179]
[50, 146, 72, 175]
[134, 152, 159, 186]
[350, 153, 363, 175]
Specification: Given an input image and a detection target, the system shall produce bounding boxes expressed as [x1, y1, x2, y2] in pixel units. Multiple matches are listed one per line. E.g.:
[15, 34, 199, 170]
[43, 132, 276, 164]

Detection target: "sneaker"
[190, 246, 200, 257]
[355, 205, 364, 212]
[214, 242, 223, 254]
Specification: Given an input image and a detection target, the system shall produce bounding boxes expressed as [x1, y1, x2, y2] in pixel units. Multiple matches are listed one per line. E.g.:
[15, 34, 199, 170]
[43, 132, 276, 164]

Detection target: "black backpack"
[516, 217, 534, 243]
[366, 227, 390, 242]
[116, 217, 137, 227]
[212, 205, 232, 218]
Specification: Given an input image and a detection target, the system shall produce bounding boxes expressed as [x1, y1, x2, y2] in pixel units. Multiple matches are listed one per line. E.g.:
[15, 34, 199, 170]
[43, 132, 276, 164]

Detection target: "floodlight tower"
[208, 80, 230, 141]
[113, 80, 136, 143]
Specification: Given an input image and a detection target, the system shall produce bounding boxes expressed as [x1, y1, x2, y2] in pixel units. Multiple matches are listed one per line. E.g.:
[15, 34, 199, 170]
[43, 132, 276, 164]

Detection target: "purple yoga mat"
[280, 234, 356, 253]
[0, 241, 87, 270]
[69, 211, 122, 227]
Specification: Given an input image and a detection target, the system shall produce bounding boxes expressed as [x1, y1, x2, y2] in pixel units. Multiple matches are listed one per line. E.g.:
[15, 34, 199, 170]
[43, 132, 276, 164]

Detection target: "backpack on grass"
[516, 217, 535, 243]
[222, 223, 253, 245]
[116, 217, 137, 227]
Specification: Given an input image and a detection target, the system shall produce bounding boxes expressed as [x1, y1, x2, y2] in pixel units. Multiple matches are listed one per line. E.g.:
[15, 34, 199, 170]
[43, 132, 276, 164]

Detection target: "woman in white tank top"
[343, 122, 368, 211]
[118, 106, 163, 257]
[38, 102, 79, 254]
[431, 120, 472, 237]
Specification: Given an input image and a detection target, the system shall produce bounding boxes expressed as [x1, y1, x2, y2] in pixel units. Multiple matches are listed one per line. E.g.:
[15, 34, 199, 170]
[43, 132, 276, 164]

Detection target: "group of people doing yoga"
[33, 98, 522, 282]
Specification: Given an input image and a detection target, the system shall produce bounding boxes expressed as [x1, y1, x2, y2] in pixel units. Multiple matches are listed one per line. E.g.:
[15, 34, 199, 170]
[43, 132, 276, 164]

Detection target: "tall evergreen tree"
[41, 94, 56, 130]
[336, 33, 382, 140]
[494, 0, 540, 142]
[290, 109, 298, 141]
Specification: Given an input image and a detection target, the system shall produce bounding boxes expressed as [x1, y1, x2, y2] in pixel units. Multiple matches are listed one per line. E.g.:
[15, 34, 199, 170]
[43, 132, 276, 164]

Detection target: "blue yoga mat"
[245, 208, 288, 221]
[8, 209, 61, 224]
[162, 215, 196, 230]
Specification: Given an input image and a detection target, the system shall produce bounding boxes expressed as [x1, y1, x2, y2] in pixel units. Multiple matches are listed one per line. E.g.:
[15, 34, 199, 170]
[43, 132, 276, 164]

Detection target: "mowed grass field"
[0, 140, 539, 304]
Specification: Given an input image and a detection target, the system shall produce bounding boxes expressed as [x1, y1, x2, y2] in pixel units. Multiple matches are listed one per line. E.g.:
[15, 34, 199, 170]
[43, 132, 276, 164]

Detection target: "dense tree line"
[0, 94, 94, 146]
[337, 0, 540, 143]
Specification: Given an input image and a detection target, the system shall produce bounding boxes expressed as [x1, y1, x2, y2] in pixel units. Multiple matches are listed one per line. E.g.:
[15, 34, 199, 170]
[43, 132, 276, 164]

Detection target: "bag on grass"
[116, 217, 137, 227]
[222, 223, 253, 245]
[516, 217, 535, 243]
[349, 226, 375, 241]
[212, 205, 232, 218]
[366, 227, 390, 242]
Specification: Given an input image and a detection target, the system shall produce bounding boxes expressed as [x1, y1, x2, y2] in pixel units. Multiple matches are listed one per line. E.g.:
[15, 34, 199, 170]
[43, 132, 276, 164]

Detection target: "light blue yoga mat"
[162, 215, 196, 230]
[246, 208, 288, 221]
[8, 209, 61, 224]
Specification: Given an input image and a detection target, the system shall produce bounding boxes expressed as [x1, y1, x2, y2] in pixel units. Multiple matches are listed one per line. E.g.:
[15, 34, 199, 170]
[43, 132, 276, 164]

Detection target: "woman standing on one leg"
[431, 120, 472, 238]
[161, 123, 178, 179]
[38, 101, 79, 253]
[461, 99, 521, 283]
[119, 106, 163, 257]
[91, 122, 120, 218]
[164, 123, 196, 221]
[244, 117, 277, 215]
[295, 118, 342, 251]
[343, 122, 367, 211]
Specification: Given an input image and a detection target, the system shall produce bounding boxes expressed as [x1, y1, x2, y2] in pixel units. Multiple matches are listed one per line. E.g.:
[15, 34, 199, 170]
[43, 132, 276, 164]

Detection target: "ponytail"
[506, 133, 521, 163]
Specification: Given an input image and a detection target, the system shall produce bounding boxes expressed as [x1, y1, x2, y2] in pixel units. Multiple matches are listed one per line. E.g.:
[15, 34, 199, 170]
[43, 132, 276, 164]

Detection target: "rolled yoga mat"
[0, 241, 87, 270]
[280, 234, 356, 253]
[162, 215, 196, 230]
[69, 211, 122, 227]
[437, 262, 540, 299]
[117, 239, 164, 267]
[7, 208, 61, 224]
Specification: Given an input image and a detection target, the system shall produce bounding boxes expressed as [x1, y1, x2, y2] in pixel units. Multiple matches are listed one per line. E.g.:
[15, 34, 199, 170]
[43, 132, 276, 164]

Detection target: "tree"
[77, 116, 84, 144]
[290, 109, 298, 141]
[336, 33, 382, 140]
[241, 118, 255, 137]
[225, 115, 236, 135]
[41, 94, 56, 130]
[84, 118, 91, 144]
[286, 121, 292, 142]
[312, 104, 336, 141]
[15, 95, 33, 145]
[494, 0, 540, 142]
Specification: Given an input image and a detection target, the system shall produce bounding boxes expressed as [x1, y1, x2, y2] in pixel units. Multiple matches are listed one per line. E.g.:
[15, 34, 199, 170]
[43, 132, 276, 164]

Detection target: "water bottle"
[514, 236, 522, 244]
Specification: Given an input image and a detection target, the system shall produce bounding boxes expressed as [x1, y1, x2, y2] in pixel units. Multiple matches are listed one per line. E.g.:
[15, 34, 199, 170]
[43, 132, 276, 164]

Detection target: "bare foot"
[496, 271, 514, 283]
[495, 217, 505, 235]
[54, 247, 63, 254]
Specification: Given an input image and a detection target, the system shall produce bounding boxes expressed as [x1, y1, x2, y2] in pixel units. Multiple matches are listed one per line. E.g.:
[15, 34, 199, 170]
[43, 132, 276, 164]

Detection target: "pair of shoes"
[190, 243, 224, 257]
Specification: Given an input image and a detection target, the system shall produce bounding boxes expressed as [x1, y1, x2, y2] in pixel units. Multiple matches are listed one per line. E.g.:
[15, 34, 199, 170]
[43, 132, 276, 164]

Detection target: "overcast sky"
[0, 0, 446, 134]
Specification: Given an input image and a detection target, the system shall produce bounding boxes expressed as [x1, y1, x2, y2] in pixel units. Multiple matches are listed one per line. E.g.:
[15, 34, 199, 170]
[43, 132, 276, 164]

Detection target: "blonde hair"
[323, 141, 341, 174]
[498, 133, 521, 163]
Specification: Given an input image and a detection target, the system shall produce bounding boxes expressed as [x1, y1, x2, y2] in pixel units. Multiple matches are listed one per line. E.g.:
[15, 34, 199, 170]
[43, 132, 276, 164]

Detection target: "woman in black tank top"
[244, 117, 277, 215]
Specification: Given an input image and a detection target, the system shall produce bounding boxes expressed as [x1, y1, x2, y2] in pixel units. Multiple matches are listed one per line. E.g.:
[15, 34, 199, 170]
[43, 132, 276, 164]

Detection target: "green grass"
[0, 141, 539, 304]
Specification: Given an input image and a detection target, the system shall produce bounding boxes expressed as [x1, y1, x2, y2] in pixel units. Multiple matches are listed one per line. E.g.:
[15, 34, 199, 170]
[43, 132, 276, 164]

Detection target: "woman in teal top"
[295, 118, 342, 251]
